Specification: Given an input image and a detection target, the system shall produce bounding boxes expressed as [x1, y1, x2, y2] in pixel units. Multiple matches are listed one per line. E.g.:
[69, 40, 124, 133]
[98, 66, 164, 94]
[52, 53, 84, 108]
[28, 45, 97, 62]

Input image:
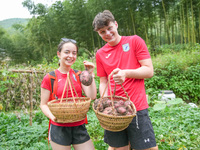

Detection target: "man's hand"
[112, 68, 126, 84]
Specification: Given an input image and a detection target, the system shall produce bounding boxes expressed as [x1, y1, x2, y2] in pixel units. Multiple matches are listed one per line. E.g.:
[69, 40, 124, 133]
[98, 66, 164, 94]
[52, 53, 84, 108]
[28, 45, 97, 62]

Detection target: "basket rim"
[48, 97, 91, 105]
[92, 100, 137, 119]
[99, 95, 129, 100]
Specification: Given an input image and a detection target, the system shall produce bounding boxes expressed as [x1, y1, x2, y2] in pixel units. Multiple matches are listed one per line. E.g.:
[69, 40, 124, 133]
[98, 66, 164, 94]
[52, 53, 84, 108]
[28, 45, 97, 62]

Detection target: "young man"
[93, 10, 158, 150]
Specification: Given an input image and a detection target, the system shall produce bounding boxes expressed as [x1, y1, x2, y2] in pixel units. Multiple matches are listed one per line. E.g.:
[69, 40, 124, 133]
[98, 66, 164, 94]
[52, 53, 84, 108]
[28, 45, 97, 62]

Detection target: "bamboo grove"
[0, 0, 200, 64]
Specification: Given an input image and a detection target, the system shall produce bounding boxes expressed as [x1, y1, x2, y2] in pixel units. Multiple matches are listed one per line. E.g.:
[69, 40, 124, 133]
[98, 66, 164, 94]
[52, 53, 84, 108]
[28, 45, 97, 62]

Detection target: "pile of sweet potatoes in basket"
[93, 97, 135, 116]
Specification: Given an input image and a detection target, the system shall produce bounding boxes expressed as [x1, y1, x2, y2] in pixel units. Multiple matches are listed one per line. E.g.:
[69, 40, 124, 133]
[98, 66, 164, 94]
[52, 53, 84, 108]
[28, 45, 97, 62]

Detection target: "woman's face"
[57, 42, 77, 67]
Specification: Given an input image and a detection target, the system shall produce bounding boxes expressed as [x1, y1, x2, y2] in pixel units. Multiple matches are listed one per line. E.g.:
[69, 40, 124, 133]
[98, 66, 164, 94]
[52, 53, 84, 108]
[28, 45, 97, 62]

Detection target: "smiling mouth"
[106, 34, 114, 40]
[66, 59, 74, 63]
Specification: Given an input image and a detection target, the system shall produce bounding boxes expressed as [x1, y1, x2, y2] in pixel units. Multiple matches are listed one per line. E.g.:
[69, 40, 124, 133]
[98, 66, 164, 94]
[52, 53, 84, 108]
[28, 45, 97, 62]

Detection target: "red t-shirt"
[96, 35, 150, 111]
[41, 69, 85, 127]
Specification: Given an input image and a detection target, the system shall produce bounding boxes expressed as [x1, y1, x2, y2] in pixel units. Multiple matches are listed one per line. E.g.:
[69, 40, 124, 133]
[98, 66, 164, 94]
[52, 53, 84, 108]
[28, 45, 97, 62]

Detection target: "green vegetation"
[0, 0, 199, 149]
[0, 102, 199, 150]
[145, 44, 200, 104]
[0, 43, 199, 149]
[1, 44, 199, 113]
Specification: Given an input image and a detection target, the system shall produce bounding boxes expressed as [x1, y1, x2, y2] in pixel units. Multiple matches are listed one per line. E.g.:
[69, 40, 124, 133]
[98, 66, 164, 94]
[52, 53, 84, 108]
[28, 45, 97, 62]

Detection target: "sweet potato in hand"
[80, 70, 93, 86]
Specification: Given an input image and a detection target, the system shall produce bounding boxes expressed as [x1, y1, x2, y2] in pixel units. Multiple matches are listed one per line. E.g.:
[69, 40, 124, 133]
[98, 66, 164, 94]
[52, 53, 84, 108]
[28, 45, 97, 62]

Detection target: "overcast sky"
[0, 0, 62, 21]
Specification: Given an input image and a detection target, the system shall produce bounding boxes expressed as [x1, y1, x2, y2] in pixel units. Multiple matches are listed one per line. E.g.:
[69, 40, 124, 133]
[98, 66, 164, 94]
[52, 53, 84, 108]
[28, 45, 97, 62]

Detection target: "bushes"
[145, 48, 200, 104]
[0, 44, 199, 112]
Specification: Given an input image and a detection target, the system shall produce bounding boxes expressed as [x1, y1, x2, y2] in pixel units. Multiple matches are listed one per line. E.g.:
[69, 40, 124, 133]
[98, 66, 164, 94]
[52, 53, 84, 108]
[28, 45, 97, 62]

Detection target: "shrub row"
[0, 44, 199, 111]
[145, 49, 200, 104]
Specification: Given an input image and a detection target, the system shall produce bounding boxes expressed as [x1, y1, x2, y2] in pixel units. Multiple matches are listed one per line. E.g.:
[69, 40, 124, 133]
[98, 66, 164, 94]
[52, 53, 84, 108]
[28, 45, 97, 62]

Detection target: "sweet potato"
[102, 99, 112, 108]
[114, 101, 121, 108]
[94, 98, 135, 116]
[126, 105, 134, 114]
[118, 100, 124, 105]
[126, 111, 133, 116]
[116, 106, 127, 115]
[98, 103, 104, 112]
[102, 107, 113, 114]
[124, 101, 131, 107]
[80, 70, 93, 86]
[93, 98, 100, 109]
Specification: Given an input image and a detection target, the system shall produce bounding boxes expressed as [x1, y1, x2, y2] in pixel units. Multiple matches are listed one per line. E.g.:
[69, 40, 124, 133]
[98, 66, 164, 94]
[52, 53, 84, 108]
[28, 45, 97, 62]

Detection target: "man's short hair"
[92, 10, 115, 31]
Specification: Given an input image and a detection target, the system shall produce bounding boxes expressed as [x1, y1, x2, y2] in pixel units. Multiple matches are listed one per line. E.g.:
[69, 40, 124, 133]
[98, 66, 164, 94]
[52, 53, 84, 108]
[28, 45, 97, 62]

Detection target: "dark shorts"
[104, 109, 157, 149]
[49, 124, 90, 146]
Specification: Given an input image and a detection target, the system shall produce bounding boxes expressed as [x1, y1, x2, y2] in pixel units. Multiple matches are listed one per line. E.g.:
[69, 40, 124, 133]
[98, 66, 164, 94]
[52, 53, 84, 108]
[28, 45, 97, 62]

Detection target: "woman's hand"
[83, 60, 95, 74]
[40, 88, 57, 122]
[50, 114, 57, 122]
[81, 60, 97, 100]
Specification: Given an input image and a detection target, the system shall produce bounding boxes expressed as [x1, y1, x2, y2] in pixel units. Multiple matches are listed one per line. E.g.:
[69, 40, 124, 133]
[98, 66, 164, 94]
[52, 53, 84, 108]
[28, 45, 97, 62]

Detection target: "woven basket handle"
[96, 71, 115, 113]
[108, 72, 115, 114]
[101, 71, 129, 99]
[97, 71, 130, 114]
[96, 72, 111, 112]
[60, 72, 78, 108]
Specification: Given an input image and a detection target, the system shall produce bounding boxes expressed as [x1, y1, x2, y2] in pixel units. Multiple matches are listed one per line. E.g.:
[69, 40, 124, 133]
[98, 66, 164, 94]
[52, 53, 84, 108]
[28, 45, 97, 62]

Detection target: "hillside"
[0, 18, 29, 29]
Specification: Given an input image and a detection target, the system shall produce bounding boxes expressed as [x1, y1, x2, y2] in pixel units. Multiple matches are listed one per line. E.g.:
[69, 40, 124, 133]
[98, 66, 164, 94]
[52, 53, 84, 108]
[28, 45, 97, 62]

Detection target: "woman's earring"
[58, 59, 61, 66]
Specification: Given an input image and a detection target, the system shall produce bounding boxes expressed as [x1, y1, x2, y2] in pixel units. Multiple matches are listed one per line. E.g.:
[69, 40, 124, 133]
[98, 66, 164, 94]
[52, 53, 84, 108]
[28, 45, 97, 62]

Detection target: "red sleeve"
[96, 51, 107, 77]
[133, 35, 151, 61]
[41, 74, 51, 91]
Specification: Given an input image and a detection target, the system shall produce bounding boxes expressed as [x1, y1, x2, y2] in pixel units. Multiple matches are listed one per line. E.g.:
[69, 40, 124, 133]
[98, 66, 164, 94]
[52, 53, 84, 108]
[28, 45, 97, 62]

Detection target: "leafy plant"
[146, 49, 200, 104]
[1, 103, 200, 149]
[152, 98, 184, 111]
[0, 111, 49, 150]
[149, 104, 200, 149]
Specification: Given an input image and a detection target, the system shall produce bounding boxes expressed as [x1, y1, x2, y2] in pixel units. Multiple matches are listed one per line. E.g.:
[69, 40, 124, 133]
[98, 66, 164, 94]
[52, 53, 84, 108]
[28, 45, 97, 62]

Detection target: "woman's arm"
[82, 77, 97, 100]
[81, 60, 97, 100]
[40, 88, 56, 121]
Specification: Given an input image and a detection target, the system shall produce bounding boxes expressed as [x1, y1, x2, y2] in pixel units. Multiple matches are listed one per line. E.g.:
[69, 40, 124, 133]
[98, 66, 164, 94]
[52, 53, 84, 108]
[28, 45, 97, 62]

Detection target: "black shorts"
[49, 124, 90, 146]
[104, 109, 157, 149]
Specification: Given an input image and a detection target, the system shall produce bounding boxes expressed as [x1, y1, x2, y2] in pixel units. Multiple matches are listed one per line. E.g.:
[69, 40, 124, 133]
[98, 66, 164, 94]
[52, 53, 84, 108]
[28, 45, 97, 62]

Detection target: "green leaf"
[153, 103, 166, 111]
[167, 98, 184, 105]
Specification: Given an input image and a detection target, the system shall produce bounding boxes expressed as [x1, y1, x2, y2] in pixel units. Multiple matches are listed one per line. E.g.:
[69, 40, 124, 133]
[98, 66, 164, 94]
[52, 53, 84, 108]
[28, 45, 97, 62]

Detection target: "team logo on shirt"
[73, 74, 77, 81]
[122, 43, 130, 52]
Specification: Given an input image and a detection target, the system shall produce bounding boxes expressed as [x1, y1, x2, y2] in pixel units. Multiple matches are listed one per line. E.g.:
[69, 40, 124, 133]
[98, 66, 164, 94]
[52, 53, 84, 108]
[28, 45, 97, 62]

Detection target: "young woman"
[40, 38, 96, 150]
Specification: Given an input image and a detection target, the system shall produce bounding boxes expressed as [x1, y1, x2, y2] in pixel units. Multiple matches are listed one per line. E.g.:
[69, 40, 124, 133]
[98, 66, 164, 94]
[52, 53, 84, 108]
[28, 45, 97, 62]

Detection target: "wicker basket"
[93, 72, 137, 132]
[47, 72, 91, 123]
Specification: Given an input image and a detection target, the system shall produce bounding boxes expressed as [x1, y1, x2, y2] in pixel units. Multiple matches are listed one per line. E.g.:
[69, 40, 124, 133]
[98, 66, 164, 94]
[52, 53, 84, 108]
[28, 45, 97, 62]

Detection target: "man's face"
[97, 21, 119, 46]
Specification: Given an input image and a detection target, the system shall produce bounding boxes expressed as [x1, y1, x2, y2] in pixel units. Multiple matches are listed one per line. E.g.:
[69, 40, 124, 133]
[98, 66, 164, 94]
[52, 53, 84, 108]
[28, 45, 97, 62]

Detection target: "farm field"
[0, 101, 200, 150]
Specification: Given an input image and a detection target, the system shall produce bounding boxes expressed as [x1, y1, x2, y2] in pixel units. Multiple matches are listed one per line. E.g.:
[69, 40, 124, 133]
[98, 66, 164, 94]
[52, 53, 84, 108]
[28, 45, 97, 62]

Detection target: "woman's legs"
[73, 139, 95, 150]
[108, 146, 115, 150]
[108, 145, 129, 150]
[50, 139, 95, 150]
[50, 140, 71, 150]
